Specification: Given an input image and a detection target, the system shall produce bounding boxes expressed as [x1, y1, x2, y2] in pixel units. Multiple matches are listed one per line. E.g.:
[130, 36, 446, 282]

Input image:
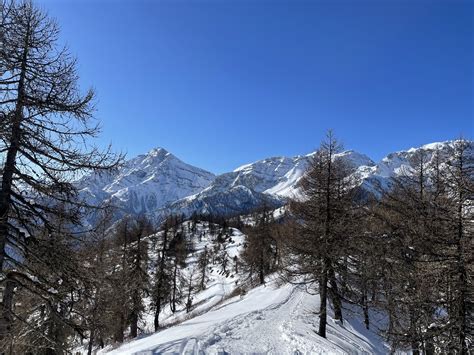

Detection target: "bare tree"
[150, 218, 172, 331]
[282, 131, 355, 338]
[242, 207, 276, 285]
[367, 140, 473, 354]
[0, 0, 121, 340]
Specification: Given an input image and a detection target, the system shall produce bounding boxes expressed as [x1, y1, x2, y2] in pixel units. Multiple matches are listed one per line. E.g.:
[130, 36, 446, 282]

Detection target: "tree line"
[1, 205, 243, 353]
[242, 132, 473, 354]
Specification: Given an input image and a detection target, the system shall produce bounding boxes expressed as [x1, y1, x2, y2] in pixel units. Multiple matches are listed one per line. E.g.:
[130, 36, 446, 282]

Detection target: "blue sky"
[38, 0, 472, 173]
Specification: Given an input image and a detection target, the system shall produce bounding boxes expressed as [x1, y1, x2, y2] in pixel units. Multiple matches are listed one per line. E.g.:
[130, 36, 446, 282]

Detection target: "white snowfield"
[103, 278, 386, 355]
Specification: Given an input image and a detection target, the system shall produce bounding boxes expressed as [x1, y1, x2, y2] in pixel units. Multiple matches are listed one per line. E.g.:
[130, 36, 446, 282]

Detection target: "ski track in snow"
[104, 281, 385, 355]
[200, 284, 306, 353]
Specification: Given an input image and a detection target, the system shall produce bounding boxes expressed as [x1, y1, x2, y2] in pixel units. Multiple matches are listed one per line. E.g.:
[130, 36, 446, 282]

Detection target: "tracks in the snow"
[198, 285, 306, 353]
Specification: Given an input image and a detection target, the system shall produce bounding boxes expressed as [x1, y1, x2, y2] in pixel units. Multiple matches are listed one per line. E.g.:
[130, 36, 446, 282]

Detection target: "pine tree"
[367, 140, 473, 353]
[151, 218, 172, 331]
[127, 216, 152, 338]
[436, 140, 473, 353]
[0, 211, 86, 353]
[167, 226, 187, 314]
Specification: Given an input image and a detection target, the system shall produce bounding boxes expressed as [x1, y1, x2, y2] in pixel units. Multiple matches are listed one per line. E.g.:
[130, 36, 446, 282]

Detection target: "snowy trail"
[104, 281, 294, 354]
[104, 280, 385, 354]
[200, 283, 307, 353]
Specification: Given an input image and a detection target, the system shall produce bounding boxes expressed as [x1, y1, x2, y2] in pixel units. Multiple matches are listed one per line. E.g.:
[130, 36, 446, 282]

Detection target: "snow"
[77, 140, 472, 226]
[71, 220, 388, 354]
[138, 224, 245, 330]
[101, 277, 386, 354]
[334, 150, 375, 169]
[76, 147, 215, 225]
[71, 140, 474, 354]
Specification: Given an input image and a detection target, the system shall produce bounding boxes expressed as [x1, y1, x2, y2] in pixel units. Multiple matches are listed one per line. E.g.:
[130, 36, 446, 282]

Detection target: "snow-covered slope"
[104, 279, 386, 355]
[92, 221, 386, 355]
[77, 148, 216, 224]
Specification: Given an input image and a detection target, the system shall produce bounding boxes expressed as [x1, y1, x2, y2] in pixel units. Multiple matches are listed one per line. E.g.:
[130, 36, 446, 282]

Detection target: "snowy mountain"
[155, 150, 375, 220]
[76, 147, 216, 225]
[76, 140, 472, 225]
[350, 140, 473, 199]
[152, 155, 312, 220]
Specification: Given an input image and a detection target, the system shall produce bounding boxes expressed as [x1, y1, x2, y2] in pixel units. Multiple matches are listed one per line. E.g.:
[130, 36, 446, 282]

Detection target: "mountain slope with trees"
[0, 1, 472, 354]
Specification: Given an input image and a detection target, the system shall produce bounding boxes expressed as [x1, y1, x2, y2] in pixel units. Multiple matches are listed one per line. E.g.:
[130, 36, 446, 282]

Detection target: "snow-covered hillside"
[76, 140, 472, 224]
[105, 279, 387, 354]
[89, 221, 386, 355]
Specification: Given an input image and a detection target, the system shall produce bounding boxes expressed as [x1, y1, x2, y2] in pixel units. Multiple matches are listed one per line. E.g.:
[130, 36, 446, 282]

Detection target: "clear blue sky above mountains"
[38, 0, 472, 173]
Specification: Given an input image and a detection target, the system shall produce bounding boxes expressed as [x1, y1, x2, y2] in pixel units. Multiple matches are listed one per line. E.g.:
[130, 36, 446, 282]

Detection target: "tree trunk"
[87, 328, 95, 355]
[318, 267, 328, 338]
[259, 256, 265, 285]
[114, 313, 124, 343]
[130, 310, 138, 338]
[425, 336, 435, 355]
[154, 232, 167, 331]
[155, 302, 163, 331]
[457, 250, 467, 355]
[130, 234, 141, 338]
[362, 291, 370, 330]
[328, 263, 343, 324]
[409, 307, 420, 355]
[171, 263, 177, 313]
[200, 267, 206, 290]
[456, 192, 468, 355]
[0, 278, 16, 339]
[186, 284, 192, 313]
[0, 29, 29, 273]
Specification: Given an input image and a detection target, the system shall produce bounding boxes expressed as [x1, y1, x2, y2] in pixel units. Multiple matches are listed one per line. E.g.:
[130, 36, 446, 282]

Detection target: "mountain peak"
[147, 147, 171, 157]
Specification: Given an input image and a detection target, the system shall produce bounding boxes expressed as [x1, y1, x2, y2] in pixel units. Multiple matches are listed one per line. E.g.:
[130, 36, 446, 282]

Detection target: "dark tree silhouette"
[0, 0, 121, 341]
[282, 131, 356, 338]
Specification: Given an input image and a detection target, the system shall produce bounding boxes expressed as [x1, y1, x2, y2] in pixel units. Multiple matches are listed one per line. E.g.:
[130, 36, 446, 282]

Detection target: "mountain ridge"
[77, 139, 472, 225]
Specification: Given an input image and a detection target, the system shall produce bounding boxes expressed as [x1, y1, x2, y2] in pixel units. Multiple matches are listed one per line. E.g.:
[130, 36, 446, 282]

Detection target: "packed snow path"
[104, 280, 385, 354]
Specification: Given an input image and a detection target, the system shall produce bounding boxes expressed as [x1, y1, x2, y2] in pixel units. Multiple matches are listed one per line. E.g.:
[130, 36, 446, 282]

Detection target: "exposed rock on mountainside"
[77, 140, 472, 225]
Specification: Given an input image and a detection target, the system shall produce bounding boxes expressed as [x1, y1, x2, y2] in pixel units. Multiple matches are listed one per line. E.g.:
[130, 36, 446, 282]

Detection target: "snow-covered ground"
[102, 276, 386, 354]
[73, 221, 388, 354]
[141, 223, 246, 331]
